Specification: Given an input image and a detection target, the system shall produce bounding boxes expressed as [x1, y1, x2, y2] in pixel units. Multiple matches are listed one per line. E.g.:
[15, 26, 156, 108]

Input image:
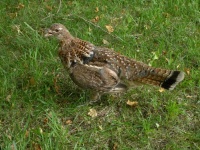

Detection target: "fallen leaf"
[184, 68, 190, 75]
[113, 143, 118, 150]
[9, 12, 18, 18]
[54, 75, 60, 94]
[158, 88, 165, 93]
[176, 64, 180, 69]
[39, 127, 43, 134]
[95, 7, 99, 12]
[152, 52, 158, 60]
[155, 123, 160, 128]
[88, 108, 97, 117]
[91, 16, 100, 23]
[88, 27, 92, 32]
[25, 130, 29, 138]
[162, 50, 167, 55]
[29, 77, 36, 86]
[66, 120, 73, 125]
[126, 100, 138, 107]
[163, 12, 170, 18]
[144, 24, 150, 30]
[102, 39, 109, 45]
[98, 125, 103, 130]
[105, 25, 114, 33]
[43, 118, 48, 124]
[12, 25, 21, 34]
[16, 3, 25, 9]
[11, 142, 17, 150]
[186, 95, 195, 98]
[6, 95, 11, 102]
[33, 143, 42, 150]
[46, 5, 53, 11]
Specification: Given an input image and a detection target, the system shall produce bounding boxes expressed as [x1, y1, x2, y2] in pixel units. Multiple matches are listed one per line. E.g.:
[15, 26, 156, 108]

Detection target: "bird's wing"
[69, 63, 127, 93]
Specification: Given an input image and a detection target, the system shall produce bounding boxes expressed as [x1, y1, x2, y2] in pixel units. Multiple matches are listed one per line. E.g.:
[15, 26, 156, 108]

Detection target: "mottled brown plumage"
[45, 23, 184, 100]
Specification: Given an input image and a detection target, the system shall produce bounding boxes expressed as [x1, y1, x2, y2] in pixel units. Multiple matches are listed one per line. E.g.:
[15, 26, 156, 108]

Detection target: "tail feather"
[161, 71, 184, 90]
[136, 67, 185, 90]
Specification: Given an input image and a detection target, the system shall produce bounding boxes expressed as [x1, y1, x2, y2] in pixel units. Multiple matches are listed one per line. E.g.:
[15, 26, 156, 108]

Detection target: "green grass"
[0, 0, 199, 149]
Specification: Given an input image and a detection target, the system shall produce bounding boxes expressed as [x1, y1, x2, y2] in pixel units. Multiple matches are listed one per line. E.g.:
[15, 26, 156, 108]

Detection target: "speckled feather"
[45, 23, 185, 98]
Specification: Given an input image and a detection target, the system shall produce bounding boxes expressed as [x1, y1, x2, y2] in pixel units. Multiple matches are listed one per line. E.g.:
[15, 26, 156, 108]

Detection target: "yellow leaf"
[126, 100, 138, 107]
[184, 68, 190, 75]
[12, 25, 21, 34]
[98, 125, 103, 130]
[105, 25, 114, 33]
[155, 123, 160, 128]
[159, 88, 165, 92]
[102, 39, 109, 45]
[88, 108, 97, 117]
[39, 127, 43, 134]
[95, 7, 99, 12]
[6, 94, 11, 102]
[66, 120, 73, 125]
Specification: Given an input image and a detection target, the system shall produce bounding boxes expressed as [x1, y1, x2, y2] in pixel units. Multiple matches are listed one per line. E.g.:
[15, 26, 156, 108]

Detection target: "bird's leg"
[89, 91, 102, 104]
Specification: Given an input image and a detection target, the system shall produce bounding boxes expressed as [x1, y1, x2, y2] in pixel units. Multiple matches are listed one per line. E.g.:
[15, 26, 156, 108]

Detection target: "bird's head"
[44, 23, 73, 40]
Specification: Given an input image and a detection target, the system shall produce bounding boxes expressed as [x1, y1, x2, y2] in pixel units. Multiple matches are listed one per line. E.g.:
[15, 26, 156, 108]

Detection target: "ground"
[0, 0, 199, 149]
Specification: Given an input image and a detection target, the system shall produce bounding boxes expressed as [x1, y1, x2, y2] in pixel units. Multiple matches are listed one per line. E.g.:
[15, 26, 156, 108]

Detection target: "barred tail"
[160, 71, 184, 90]
[136, 67, 185, 90]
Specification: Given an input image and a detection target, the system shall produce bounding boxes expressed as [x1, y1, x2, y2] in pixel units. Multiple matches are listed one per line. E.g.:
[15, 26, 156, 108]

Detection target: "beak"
[44, 28, 53, 37]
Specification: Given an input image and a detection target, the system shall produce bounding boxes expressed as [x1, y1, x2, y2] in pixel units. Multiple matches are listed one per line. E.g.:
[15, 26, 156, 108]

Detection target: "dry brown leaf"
[126, 100, 138, 107]
[54, 75, 60, 94]
[43, 118, 48, 124]
[33, 143, 42, 150]
[102, 39, 109, 45]
[162, 50, 167, 55]
[113, 143, 118, 150]
[163, 12, 170, 18]
[88, 108, 97, 117]
[25, 130, 29, 138]
[29, 77, 36, 86]
[158, 88, 165, 93]
[16, 3, 25, 9]
[95, 7, 99, 12]
[46, 5, 53, 11]
[9, 12, 18, 18]
[105, 25, 114, 33]
[91, 16, 100, 23]
[66, 120, 73, 125]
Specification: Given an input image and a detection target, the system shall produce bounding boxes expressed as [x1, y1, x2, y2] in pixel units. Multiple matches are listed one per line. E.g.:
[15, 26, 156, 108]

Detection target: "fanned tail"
[136, 67, 185, 90]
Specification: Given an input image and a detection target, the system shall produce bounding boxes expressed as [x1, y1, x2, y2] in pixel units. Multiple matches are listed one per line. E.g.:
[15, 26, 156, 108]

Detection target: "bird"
[44, 23, 185, 100]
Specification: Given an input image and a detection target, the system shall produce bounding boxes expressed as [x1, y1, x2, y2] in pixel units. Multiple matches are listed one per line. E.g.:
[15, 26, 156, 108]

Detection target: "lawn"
[0, 0, 199, 149]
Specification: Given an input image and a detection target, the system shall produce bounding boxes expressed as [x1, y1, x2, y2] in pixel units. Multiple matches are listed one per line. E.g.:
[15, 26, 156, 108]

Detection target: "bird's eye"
[55, 29, 60, 32]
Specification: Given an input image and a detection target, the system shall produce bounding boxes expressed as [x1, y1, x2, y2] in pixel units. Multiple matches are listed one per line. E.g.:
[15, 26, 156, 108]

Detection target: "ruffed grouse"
[45, 23, 184, 100]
